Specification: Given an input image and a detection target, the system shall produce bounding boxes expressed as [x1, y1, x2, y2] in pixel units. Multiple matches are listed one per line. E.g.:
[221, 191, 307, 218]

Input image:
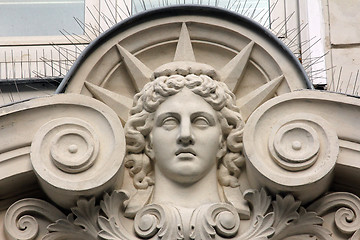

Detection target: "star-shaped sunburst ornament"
[83, 22, 285, 124]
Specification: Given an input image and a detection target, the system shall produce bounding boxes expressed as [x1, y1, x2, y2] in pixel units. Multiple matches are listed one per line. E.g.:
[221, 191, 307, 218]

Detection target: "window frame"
[0, 0, 99, 46]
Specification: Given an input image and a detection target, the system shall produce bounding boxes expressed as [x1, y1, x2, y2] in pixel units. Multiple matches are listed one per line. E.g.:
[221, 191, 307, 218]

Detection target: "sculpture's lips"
[175, 148, 196, 156]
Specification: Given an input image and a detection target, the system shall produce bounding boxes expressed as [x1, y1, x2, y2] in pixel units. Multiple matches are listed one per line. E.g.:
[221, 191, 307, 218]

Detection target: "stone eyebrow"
[155, 112, 180, 126]
[190, 111, 216, 125]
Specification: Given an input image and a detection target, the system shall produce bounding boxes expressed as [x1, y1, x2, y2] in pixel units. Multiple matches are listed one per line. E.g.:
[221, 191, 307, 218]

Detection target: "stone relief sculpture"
[123, 49, 249, 217]
[1, 6, 360, 240]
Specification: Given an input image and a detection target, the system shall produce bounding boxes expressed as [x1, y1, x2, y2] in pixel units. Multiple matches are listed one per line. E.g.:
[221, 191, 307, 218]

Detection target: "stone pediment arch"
[1, 6, 360, 240]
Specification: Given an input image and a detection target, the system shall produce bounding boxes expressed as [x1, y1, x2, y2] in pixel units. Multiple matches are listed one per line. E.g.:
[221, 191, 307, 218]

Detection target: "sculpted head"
[124, 66, 245, 191]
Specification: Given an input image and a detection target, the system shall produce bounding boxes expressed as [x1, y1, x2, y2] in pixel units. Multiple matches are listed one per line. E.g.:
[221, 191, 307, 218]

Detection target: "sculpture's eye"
[162, 117, 178, 130]
[193, 116, 210, 128]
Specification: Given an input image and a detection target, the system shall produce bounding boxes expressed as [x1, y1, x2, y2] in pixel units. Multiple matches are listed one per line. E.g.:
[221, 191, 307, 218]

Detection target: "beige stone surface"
[0, 210, 6, 240]
[328, 47, 360, 95]
[329, 0, 360, 45]
[0, 93, 125, 209]
[2, 6, 360, 240]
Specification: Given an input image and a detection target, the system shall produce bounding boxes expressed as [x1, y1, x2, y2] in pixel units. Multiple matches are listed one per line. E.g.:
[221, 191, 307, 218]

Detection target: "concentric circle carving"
[33, 118, 99, 174]
[30, 95, 125, 209]
[244, 96, 339, 203]
[48, 121, 99, 173]
[269, 122, 320, 171]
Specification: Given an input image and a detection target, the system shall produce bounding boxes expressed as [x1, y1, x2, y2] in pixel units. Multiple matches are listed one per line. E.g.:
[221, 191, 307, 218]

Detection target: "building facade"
[0, 1, 360, 239]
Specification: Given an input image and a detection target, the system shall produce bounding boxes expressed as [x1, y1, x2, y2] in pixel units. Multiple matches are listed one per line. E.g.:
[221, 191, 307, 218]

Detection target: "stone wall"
[322, 0, 360, 96]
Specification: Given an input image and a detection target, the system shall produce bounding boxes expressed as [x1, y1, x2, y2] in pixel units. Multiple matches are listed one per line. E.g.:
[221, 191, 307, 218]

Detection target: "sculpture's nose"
[177, 120, 194, 145]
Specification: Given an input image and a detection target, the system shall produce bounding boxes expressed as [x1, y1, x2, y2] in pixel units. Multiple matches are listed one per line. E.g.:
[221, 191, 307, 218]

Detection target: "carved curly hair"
[124, 74, 245, 189]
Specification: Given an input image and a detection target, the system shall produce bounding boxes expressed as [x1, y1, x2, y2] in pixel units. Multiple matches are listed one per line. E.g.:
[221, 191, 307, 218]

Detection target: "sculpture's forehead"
[154, 88, 216, 118]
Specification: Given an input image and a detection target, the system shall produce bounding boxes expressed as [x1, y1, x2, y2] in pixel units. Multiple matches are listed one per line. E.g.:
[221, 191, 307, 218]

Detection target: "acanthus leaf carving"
[44, 214, 95, 240]
[270, 195, 332, 240]
[271, 194, 301, 235]
[3, 5, 360, 240]
[97, 217, 128, 240]
[98, 190, 138, 240]
[237, 189, 274, 240]
[100, 191, 129, 225]
[6, 188, 356, 239]
[71, 198, 100, 237]
[44, 197, 99, 240]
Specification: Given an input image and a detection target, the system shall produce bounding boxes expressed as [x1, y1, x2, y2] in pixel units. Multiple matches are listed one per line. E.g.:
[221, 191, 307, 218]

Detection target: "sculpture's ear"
[145, 133, 155, 160]
[216, 137, 227, 160]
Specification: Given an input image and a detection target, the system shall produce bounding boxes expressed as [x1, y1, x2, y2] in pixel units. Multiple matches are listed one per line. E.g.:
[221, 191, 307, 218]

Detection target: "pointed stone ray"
[84, 81, 133, 123]
[236, 75, 284, 122]
[173, 22, 196, 62]
[116, 44, 152, 92]
[220, 41, 255, 92]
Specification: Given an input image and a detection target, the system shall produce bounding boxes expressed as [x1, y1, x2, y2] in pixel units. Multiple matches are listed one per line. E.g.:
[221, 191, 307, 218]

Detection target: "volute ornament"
[4, 198, 66, 240]
[1, 5, 360, 240]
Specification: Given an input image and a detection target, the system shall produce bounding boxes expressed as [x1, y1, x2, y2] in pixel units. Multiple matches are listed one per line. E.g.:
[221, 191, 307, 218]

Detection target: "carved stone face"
[149, 88, 222, 185]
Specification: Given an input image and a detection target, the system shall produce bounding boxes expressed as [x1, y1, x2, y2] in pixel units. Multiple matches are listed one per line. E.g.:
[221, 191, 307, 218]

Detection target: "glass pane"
[0, 0, 85, 37]
[131, 0, 270, 26]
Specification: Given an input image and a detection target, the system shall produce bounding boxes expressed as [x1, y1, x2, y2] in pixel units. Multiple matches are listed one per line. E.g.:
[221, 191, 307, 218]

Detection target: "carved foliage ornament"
[6, 189, 360, 239]
[2, 6, 360, 240]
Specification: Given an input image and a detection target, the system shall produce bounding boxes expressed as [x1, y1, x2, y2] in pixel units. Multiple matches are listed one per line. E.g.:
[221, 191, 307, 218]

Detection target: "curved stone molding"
[0, 93, 125, 209]
[4, 198, 66, 240]
[61, 6, 311, 124]
[308, 192, 360, 239]
[244, 90, 360, 203]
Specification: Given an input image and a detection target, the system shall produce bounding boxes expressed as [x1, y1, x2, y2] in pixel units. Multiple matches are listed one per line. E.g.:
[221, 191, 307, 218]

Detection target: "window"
[0, 0, 85, 37]
[0, 0, 98, 105]
[132, 0, 270, 26]
[0, 0, 326, 105]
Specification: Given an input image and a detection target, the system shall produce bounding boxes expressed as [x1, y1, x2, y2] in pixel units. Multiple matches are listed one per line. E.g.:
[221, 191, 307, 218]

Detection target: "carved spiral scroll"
[190, 203, 240, 239]
[4, 198, 65, 240]
[245, 96, 339, 203]
[134, 205, 163, 238]
[308, 192, 360, 236]
[134, 204, 184, 239]
[209, 204, 240, 237]
[30, 94, 125, 209]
